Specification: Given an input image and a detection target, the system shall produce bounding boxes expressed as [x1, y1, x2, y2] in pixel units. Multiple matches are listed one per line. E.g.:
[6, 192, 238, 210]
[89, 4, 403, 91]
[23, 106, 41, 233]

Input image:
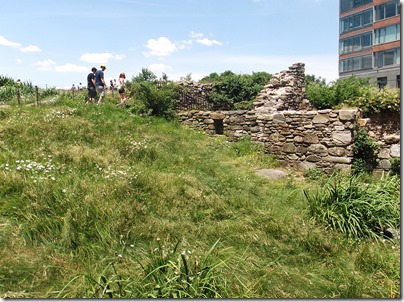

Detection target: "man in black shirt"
[86, 67, 97, 104]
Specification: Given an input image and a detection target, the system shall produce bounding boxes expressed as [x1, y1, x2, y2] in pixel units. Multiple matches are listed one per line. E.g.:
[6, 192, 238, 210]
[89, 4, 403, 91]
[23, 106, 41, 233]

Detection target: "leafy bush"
[200, 71, 271, 110]
[304, 173, 400, 239]
[131, 68, 158, 84]
[131, 81, 178, 119]
[306, 76, 371, 110]
[306, 75, 400, 115]
[345, 87, 400, 115]
[390, 158, 400, 176]
[352, 127, 379, 174]
[125, 68, 180, 118]
[333, 76, 371, 104]
[306, 82, 337, 109]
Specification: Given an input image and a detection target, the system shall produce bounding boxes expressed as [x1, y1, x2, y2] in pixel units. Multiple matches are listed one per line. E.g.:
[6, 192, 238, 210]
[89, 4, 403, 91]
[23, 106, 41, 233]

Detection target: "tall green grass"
[0, 95, 400, 298]
[304, 172, 400, 239]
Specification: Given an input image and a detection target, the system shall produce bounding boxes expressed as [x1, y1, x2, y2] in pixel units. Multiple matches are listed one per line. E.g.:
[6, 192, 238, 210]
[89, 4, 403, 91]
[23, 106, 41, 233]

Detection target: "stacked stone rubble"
[178, 81, 214, 99]
[254, 62, 313, 113]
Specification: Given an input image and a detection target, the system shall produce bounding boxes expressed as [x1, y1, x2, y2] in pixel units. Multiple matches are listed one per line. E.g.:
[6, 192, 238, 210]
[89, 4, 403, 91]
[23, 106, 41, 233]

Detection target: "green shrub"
[333, 76, 371, 104]
[132, 81, 178, 119]
[390, 158, 400, 176]
[306, 82, 337, 109]
[306, 76, 374, 110]
[304, 173, 400, 239]
[352, 128, 378, 174]
[345, 87, 400, 115]
[200, 71, 271, 109]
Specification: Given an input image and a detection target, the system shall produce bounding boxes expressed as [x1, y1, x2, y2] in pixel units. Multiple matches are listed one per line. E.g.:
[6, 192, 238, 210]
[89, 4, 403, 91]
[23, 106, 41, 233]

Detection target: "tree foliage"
[127, 69, 178, 119]
[200, 71, 272, 110]
[306, 75, 400, 114]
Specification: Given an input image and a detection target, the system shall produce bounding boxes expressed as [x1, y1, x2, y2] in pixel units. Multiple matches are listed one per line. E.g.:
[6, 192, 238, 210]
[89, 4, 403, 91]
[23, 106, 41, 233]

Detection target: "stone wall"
[358, 112, 400, 170]
[177, 63, 400, 172]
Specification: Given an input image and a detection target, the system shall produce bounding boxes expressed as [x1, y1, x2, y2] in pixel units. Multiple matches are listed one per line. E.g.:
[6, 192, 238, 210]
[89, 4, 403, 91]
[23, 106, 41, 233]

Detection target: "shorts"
[97, 85, 105, 97]
[88, 87, 97, 98]
[118, 87, 125, 94]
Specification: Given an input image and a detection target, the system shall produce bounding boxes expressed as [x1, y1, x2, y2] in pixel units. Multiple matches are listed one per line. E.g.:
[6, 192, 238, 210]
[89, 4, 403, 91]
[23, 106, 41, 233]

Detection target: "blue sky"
[0, 0, 339, 88]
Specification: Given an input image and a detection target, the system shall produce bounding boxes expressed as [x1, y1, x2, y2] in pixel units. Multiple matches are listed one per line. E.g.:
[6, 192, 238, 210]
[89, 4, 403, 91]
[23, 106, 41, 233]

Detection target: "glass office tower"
[339, 0, 400, 88]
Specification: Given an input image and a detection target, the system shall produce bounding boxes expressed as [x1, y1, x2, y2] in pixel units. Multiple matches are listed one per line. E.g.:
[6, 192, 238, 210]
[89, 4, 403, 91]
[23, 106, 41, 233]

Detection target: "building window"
[377, 77, 388, 89]
[375, 24, 401, 45]
[340, 0, 372, 13]
[339, 54, 373, 73]
[375, 0, 400, 21]
[340, 9, 373, 34]
[339, 31, 372, 54]
[375, 48, 400, 67]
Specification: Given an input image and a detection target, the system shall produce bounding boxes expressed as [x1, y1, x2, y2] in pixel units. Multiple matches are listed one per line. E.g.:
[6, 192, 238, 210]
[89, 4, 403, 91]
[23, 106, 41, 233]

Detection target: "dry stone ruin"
[177, 63, 400, 173]
[254, 63, 313, 113]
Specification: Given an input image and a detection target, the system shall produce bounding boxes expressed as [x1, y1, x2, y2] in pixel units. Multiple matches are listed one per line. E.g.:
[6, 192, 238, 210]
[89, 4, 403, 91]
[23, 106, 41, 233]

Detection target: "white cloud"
[148, 63, 170, 75]
[80, 52, 125, 63]
[196, 38, 222, 46]
[0, 35, 41, 53]
[189, 32, 204, 39]
[33, 60, 87, 73]
[16, 59, 23, 64]
[34, 59, 56, 71]
[144, 33, 222, 58]
[144, 37, 178, 58]
[0, 35, 21, 48]
[20, 45, 41, 52]
[54, 64, 87, 73]
[189, 32, 223, 47]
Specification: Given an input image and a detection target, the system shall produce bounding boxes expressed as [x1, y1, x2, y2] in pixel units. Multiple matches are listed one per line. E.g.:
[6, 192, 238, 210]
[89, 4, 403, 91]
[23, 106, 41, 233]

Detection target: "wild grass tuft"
[304, 172, 400, 239]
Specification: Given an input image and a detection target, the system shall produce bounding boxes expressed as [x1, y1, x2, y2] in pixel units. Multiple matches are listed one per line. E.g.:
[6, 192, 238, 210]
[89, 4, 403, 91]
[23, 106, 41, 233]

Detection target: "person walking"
[95, 64, 107, 104]
[86, 67, 97, 104]
[117, 72, 127, 104]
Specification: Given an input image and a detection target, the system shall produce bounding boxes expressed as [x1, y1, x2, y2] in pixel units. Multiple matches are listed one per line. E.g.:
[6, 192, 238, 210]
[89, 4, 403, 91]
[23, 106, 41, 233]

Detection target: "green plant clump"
[200, 71, 272, 110]
[305, 75, 400, 114]
[390, 158, 400, 176]
[304, 173, 400, 239]
[352, 127, 379, 174]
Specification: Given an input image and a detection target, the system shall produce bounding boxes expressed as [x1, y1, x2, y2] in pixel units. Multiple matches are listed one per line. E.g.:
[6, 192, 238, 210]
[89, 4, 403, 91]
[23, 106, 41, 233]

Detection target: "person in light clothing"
[117, 72, 127, 104]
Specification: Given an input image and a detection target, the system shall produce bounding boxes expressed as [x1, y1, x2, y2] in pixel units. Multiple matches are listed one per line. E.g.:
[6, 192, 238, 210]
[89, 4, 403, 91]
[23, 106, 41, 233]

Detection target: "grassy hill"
[0, 95, 400, 298]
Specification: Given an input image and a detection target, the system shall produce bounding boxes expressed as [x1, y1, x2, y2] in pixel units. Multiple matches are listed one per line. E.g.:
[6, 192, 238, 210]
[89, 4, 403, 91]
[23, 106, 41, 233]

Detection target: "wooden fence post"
[17, 88, 21, 105]
[35, 86, 39, 105]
